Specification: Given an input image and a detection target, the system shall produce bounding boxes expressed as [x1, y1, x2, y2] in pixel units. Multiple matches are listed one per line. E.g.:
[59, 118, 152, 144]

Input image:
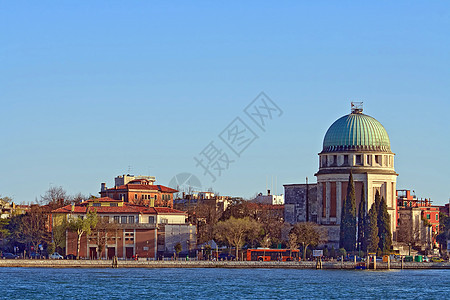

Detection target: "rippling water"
[1, 268, 448, 299]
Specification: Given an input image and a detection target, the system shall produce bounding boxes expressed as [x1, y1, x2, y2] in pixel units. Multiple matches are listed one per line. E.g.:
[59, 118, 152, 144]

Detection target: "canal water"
[0, 268, 448, 299]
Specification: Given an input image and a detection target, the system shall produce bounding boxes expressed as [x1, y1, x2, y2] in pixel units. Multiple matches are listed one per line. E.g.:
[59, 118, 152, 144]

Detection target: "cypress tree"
[366, 202, 379, 253]
[357, 183, 366, 253]
[374, 190, 381, 215]
[339, 172, 357, 252]
[378, 196, 392, 254]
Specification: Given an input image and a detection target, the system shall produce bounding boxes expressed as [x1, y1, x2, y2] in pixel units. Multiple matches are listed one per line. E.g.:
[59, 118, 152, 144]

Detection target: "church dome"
[322, 109, 391, 153]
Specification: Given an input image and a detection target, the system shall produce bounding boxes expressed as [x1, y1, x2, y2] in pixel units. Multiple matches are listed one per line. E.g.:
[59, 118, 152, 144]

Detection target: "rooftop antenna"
[351, 102, 363, 114]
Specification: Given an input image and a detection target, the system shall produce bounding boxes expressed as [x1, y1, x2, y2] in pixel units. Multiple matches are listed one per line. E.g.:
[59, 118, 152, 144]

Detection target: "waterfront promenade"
[1, 259, 449, 269]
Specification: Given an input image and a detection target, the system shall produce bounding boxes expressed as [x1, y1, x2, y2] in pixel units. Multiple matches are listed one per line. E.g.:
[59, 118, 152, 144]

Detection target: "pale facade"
[285, 104, 398, 247]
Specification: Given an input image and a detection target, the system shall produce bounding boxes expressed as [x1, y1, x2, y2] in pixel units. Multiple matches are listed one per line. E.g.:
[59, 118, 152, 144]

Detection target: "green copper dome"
[322, 112, 391, 153]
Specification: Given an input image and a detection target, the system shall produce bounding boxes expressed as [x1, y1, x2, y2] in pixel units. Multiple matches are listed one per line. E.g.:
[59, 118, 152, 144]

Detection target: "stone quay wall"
[0, 259, 449, 270]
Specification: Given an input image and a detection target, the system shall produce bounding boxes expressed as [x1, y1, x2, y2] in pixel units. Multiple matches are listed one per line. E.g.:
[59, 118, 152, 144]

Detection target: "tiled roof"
[88, 197, 122, 202]
[52, 202, 186, 215]
[153, 207, 185, 214]
[105, 184, 178, 193]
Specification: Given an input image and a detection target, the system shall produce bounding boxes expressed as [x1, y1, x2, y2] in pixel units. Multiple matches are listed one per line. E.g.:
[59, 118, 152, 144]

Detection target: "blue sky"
[1, 1, 449, 205]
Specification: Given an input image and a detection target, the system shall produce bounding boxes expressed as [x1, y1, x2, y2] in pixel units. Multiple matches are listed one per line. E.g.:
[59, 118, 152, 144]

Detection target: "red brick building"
[396, 190, 440, 248]
[52, 197, 187, 259]
[397, 190, 440, 233]
[100, 178, 178, 208]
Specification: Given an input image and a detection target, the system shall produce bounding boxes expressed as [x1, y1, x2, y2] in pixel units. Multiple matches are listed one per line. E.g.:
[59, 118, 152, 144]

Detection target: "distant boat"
[355, 262, 366, 270]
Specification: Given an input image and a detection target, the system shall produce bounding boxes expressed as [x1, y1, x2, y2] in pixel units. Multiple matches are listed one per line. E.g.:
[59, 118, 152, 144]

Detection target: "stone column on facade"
[336, 181, 342, 224]
[318, 183, 323, 224]
[326, 181, 331, 223]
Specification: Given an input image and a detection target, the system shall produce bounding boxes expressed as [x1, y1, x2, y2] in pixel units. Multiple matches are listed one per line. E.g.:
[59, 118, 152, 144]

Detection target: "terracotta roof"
[52, 202, 186, 215]
[88, 197, 121, 202]
[153, 207, 186, 214]
[105, 184, 178, 193]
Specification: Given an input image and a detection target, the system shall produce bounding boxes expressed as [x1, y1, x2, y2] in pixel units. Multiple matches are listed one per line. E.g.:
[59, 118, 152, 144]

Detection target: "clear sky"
[1, 1, 449, 205]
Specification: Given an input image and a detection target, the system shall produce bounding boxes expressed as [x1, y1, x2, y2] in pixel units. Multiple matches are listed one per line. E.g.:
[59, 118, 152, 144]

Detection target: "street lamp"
[358, 242, 361, 258]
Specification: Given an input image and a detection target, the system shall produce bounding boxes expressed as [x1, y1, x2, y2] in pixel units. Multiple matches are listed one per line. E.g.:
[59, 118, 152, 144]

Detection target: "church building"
[284, 103, 398, 247]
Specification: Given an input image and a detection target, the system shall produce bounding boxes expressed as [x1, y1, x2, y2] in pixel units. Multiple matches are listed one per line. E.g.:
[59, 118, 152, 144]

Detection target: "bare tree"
[19, 205, 51, 253]
[291, 222, 323, 261]
[40, 186, 70, 209]
[214, 217, 262, 259]
[288, 232, 299, 259]
[189, 202, 222, 244]
[261, 235, 271, 260]
[94, 217, 119, 259]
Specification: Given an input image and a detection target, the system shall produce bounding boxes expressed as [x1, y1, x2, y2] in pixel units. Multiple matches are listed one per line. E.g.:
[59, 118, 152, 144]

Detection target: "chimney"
[101, 183, 107, 192]
[267, 190, 271, 195]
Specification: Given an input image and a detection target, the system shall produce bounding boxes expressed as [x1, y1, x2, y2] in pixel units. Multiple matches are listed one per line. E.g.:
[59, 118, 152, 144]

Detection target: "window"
[93, 203, 101, 207]
[121, 216, 128, 224]
[135, 216, 139, 223]
[128, 216, 134, 224]
[333, 155, 337, 166]
[355, 155, 362, 165]
[124, 232, 134, 242]
[321, 156, 327, 167]
[113, 216, 120, 223]
[110, 203, 118, 207]
[375, 155, 381, 165]
[134, 194, 137, 199]
[343, 155, 349, 165]
[426, 214, 430, 220]
[148, 216, 155, 224]
[435, 214, 438, 221]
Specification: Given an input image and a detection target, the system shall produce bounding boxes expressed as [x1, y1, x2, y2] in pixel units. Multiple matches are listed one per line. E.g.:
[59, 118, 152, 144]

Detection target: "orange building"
[100, 178, 178, 207]
[52, 197, 188, 259]
[397, 190, 440, 239]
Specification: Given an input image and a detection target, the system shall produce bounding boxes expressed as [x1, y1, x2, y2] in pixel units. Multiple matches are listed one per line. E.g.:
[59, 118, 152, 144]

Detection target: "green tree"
[291, 222, 323, 261]
[338, 248, 347, 257]
[204, 244, 212, 259]
[174, 242, 182, 259]
[0, 218, 10, 241]
[377, 196, 392, 254]
[330, 246, 336, 258]
[47, 242, 56, 255]
[214, 217, 262, 259]
[366, 202, 379, 253]
[339, 172, 357, 252]
[68, 211, 98, 259]
[52, 217, 68, 254]
[357, 183, 366, 252]
[436, 213, 450, 252]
